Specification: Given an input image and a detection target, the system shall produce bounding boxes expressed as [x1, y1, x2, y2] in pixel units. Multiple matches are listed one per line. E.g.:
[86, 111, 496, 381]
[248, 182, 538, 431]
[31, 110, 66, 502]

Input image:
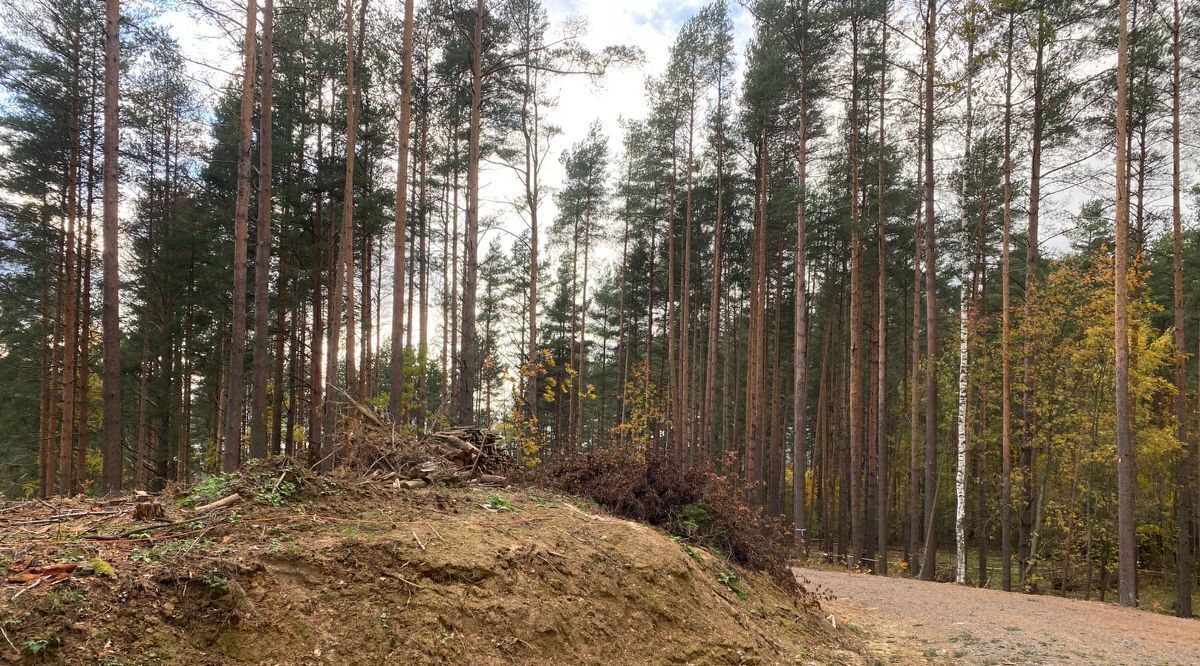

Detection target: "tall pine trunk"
[455, 0, 483, 425]
[847, 13, 864, 568]
[907, 99, 924, 570]
[100, 0, 123, 493]
[222, 0, 259, 471]
[702, 64, 726, 463]
[999, 12, 1015, 593]
[389, 0, 413, 421]
[744, 132, 769, 506]
[323, 0, 360, 463]
[1020, 24, 1046, 586]
[58, 31, 82, 496]
[250, 0, 275, 460]
[875, 15, 888, 574]
[1169, 0, 1192, 619]
[792, 55, 810, 544]
[919, 0, 938, 581]
[1113, 0, 1138, 608]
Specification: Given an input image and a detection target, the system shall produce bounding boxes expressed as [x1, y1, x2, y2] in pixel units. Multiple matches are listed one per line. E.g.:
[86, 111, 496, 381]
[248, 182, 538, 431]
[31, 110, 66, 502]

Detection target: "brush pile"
[341, 421, 509, 488]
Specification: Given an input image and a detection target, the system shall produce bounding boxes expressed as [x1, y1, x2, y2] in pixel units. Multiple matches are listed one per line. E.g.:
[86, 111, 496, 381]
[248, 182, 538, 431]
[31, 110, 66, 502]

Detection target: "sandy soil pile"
[1, 461, 864, 665]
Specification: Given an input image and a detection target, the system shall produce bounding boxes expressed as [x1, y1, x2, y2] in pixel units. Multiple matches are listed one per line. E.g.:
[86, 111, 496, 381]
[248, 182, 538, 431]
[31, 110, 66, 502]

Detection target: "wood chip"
[6, 562, 78, 583]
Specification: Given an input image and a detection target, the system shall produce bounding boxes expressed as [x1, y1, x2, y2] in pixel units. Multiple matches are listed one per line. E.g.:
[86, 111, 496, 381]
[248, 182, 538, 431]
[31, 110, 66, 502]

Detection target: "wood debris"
[340, 424, 508, 488]
[194, 493, 243, 514]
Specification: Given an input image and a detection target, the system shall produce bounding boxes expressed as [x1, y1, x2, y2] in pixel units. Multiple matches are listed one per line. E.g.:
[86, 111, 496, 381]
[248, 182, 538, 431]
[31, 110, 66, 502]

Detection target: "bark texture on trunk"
[1113, 0, 1138, 608]
[100, 0, 123, 493]
[455, 0, 483, 426]
[222, 0, 259, 472]
[1000, 13, 1015, 593]
[792, 67, 809, 544]
[847, 13, 864, 569]
[250, 0, 275, 460]
[919, 0, 938, 581]
[389, 0, 414, 422]
[1169, 0, 1192, 619]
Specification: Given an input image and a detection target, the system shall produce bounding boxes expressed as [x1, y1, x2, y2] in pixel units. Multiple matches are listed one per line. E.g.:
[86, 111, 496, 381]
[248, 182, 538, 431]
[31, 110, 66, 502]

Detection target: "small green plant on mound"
[45, 586, 84, 612]
[483, 494, 514, 512]
[669, 535, 703, 562]
[243, 460, 301, 505]
[256, 480, 297, 507]
[188, 474, 233, 505]
[203, 573, 229, 594]
[677, 502, 712, 537]
[187, 462, 303, 508]
[717, 571, 749, 601]
[132, 538, 214, 563]
[631, 585, 674, 620]
[24, 636, 57, 656]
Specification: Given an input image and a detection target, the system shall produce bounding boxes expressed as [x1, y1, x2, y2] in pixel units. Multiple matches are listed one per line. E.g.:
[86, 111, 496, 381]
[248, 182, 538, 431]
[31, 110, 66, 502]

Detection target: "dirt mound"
[0, 469, 864, 665]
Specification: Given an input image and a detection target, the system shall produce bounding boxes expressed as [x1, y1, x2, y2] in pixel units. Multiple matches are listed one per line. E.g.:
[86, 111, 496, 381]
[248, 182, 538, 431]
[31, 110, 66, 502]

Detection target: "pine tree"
[250, 0, 276, 460]
[222, 0, 259, 472]
[100, 0, 122, 492]
[1113, 0, 1138, 609]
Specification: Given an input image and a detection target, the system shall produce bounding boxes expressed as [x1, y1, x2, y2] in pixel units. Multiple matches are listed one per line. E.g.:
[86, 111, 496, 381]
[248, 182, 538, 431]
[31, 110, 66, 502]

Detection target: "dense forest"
[1, 0, 1197, 616]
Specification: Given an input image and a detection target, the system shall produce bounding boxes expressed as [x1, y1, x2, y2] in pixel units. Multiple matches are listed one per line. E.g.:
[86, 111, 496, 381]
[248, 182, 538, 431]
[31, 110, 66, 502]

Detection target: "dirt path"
[795, 567, 1200, 665]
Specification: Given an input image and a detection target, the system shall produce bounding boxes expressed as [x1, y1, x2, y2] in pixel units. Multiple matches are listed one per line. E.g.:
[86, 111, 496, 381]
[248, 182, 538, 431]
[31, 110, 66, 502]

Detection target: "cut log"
[194, 493, 242, 514]
[412, 461, 440, 479]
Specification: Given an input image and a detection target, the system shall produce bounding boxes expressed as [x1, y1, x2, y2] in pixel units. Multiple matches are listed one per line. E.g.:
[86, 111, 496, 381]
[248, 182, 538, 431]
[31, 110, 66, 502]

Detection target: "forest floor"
[796, 566, 1200, 665]
[0, 460, 869, 665]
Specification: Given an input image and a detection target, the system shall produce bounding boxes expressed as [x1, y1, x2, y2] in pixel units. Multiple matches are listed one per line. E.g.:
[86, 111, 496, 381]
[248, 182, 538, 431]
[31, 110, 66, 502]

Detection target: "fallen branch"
[9, 576, 44, 601]
[5, 509, 123, 526]
[194, 493, 242, 514]
[331, 385, 384, 428]
[0, 620, 17, 654]
[85, 520, 185, 541]
[381, 569, 423, 589]
[6, 563, 78, 584]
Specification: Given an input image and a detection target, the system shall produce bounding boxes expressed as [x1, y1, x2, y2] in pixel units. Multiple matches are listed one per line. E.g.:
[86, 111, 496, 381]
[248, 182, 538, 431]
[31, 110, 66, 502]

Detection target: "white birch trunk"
[955, 259, 969, 585]
[956, 19, 977, 587]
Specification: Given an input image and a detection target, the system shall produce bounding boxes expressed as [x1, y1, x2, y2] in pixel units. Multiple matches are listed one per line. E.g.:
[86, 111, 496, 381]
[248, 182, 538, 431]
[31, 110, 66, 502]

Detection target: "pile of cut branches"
[338, 420, 508, 488]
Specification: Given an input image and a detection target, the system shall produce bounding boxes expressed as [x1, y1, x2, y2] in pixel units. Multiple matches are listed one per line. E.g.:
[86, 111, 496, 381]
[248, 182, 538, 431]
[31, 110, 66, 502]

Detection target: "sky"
[153, 0, 1138, 314]
[153, 0, 754, 364]
[481, 0, 754, 263]
[161, 0, 755, 271]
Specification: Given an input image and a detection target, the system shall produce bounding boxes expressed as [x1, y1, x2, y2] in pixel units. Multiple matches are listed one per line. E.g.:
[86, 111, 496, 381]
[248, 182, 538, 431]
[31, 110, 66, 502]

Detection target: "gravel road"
[795, 566, 1200, 665]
